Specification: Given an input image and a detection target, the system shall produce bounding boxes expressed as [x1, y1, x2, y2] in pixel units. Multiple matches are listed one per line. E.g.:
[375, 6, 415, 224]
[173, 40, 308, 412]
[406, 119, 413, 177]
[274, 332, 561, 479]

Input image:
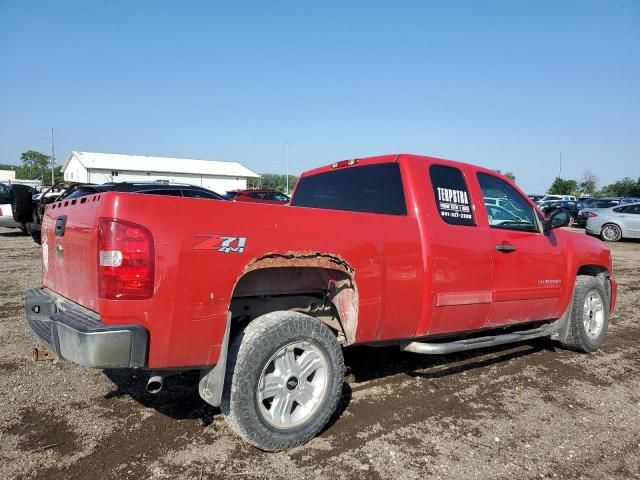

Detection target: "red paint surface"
[41, 154, 615, 368]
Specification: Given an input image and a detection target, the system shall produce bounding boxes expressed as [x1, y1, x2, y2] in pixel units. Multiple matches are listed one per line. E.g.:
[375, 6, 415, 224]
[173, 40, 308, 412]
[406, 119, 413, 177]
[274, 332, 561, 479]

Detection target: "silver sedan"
[586, 202, 640, 241]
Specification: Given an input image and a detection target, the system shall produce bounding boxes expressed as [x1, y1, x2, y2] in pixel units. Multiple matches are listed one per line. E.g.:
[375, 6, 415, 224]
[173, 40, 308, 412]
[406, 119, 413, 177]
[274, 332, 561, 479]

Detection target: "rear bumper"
[25, 288, 147, 368]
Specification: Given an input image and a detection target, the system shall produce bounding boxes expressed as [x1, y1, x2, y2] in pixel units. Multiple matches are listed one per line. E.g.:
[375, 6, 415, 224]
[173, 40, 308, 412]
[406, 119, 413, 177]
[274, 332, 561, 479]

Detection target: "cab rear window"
[291, 163, 407, 215]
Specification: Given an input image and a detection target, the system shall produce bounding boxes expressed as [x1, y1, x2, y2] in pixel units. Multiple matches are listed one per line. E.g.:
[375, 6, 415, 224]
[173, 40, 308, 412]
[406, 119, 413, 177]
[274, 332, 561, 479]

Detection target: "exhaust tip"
[146, 375, 164, 394]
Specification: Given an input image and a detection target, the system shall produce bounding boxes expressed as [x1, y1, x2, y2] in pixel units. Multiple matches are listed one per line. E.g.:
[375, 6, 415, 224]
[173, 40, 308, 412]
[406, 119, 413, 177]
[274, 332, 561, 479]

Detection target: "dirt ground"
[0, 226, 639, 480]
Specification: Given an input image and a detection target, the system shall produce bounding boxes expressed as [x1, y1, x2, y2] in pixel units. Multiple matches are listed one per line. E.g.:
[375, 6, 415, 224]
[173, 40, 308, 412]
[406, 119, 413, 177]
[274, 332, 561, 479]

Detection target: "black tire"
[600, 223, 622, 242]
[30, 230, 41, 245]
[10, 185, 34, 223]
[563, 275, 609, 353]
[221, 311, 344, 451]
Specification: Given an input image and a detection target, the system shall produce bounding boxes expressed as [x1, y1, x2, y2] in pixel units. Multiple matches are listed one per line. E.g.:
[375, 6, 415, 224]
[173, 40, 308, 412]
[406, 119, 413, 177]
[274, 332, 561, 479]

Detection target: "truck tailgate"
[41, 195, 101, 312]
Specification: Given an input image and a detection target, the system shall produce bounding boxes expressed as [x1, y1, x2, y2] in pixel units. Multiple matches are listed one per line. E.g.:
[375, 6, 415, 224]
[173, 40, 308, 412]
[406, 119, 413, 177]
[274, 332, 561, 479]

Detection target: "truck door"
[418, 164, 493, 336]
[475, 172, 566, 326]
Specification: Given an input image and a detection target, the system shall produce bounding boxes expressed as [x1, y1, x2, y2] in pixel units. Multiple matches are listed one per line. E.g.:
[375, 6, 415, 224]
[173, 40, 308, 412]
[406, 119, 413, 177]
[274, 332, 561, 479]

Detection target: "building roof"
[62, 151, 260, 178]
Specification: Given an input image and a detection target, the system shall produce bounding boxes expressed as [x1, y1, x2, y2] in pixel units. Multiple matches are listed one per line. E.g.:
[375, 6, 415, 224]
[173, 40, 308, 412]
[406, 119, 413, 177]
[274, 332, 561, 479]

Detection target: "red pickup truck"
[25, 154, 616, 451]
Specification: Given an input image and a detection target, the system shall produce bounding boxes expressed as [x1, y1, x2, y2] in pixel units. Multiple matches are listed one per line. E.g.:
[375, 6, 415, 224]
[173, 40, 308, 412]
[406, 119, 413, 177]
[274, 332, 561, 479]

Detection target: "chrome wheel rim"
[256, 341, 328, 429]
[583, 290, 605, 339]
[602, 225, 620, 241]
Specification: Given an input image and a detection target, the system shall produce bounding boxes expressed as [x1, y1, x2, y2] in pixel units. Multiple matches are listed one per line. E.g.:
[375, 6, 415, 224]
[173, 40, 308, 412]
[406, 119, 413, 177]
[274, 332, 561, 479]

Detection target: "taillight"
[98, 218, 154, 299]
[587, 212, 598, 218]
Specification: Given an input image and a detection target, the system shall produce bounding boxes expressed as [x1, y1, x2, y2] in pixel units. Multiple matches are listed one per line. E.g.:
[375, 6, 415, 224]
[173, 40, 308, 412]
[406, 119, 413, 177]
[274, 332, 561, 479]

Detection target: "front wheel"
[563, 275, 609, 353]
[221, 311, 344, 451]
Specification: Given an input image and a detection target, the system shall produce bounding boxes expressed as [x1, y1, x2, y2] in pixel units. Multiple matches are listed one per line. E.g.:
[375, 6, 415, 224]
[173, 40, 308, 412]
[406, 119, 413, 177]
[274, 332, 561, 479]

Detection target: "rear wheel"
[221, 311, 344, 451]
[563, 275, 609, 353]
[600, 223, 622, 242]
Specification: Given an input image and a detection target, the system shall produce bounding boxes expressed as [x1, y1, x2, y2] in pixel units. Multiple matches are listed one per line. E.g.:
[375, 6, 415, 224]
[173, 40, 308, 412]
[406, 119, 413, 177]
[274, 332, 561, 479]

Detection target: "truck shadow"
[101, 339, 553, 428]
[0, 230, 28, 237]
[343, 337, 558, 383]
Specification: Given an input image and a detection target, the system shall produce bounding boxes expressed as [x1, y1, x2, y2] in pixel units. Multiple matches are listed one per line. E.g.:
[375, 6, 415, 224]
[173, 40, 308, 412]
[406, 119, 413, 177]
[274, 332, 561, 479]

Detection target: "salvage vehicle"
[0, 203, 24, 230]
[576, 198, 622, 227]
[25, 154, 617, 451]
[539, 200, 583, 225]
[586, 202, 640, 241]
[226, 188, 290, 204]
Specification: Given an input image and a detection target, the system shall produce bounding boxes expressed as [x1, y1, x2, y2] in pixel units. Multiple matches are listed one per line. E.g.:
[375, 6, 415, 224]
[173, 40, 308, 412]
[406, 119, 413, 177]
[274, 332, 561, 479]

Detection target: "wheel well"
[576, 265, 611, 300]
[577, 265, 608, 277]
[230, 266, 358, 344]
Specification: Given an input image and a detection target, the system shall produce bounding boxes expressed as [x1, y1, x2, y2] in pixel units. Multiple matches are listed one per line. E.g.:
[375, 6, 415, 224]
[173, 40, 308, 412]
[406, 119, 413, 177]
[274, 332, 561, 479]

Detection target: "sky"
[0, 0, 638, 193]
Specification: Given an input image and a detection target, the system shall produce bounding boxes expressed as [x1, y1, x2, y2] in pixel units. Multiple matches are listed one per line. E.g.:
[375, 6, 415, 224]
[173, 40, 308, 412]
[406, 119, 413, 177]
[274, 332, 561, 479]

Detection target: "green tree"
[578, 171, 598, 197]
[548, 177, 578, 195]
[494, 170, 516, 183]
[599, 177, 640, 197]
[248, 173, 298, 193]
[19, 150, 51, 183]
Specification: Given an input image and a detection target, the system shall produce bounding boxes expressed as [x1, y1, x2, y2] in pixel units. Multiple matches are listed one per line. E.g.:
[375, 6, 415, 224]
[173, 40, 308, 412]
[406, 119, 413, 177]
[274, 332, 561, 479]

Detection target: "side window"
[477, 173, 538, 232]
[625, 204, 640, 214]
[429, 165, 474, 226]
[291, 163, 407, 215]
[139, 189, 183, 197]
[249, 192, 270, 200]
[270, 192, 290, 202]
[183, 189, 222, 200]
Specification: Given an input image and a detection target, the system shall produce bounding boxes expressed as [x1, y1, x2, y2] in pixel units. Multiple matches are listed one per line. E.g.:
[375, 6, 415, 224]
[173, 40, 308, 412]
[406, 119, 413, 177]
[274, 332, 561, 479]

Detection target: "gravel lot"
[1, 226, 639, 480]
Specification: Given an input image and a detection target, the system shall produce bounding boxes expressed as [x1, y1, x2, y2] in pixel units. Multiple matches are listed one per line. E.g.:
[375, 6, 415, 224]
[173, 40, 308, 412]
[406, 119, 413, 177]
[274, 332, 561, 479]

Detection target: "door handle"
[496, 243, 516, 252]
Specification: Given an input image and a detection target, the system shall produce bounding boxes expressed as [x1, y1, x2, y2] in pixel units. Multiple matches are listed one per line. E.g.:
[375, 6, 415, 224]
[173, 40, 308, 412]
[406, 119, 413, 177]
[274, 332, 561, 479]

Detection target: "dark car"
[540, 200, 583, 225]
[527, 194, 545, 204]
[14, 181, 226, 244]
[226, 189, 290, 204]
[575, 198, 622, 227]
[579, 197, 598, 208]
[0, 182, 12, 204]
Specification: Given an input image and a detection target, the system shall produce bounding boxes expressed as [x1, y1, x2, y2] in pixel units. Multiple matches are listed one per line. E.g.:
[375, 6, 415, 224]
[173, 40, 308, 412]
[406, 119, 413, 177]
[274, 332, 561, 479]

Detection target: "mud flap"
[198, 312, 231, 408]
[550, 295, 573, 345]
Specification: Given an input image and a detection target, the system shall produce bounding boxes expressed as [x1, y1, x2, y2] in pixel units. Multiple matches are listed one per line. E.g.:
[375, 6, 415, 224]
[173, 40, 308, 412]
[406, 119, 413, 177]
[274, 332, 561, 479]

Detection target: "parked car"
[13, 181, 226, 244]
[579, 197, 599, 208]
[576, 198, 622, 227]
[537, 194, 576, 206]
[527, 194, 545, 203]
[586, 202, 640, 241]
[25, 154, 616, 451]
[226, 189, 290, 204]
[539, 200, 583, 224]
[0, 183, 24, 230]
[0, 203, 23, 229]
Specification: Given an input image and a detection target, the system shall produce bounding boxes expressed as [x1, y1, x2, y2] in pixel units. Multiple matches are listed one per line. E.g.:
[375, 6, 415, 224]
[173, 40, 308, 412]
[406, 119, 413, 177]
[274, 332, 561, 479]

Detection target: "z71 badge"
[193, 235, 247, 254]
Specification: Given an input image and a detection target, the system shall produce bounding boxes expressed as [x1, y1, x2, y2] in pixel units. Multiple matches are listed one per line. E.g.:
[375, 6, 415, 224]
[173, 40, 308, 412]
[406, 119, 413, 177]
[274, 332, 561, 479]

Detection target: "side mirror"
[543, 208, 570, 231]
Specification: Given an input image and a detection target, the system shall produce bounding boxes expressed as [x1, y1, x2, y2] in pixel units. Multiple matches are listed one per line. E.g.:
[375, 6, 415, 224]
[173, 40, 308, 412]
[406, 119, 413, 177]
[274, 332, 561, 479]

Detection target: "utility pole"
[559, 151, 562, 178]
[51, 128, 55, 185]
[285, 142, 290, 194]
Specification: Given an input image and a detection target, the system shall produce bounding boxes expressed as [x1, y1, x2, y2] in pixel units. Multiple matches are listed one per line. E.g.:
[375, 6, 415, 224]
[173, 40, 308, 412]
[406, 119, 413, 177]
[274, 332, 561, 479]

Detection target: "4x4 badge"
[193, 235, 247, 254]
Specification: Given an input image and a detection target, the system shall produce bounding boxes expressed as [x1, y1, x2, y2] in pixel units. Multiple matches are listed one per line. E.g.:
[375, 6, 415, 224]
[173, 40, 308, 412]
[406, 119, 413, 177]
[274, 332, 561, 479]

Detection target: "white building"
[0, 170, 16, 182]
[61, 151, 260, 194]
